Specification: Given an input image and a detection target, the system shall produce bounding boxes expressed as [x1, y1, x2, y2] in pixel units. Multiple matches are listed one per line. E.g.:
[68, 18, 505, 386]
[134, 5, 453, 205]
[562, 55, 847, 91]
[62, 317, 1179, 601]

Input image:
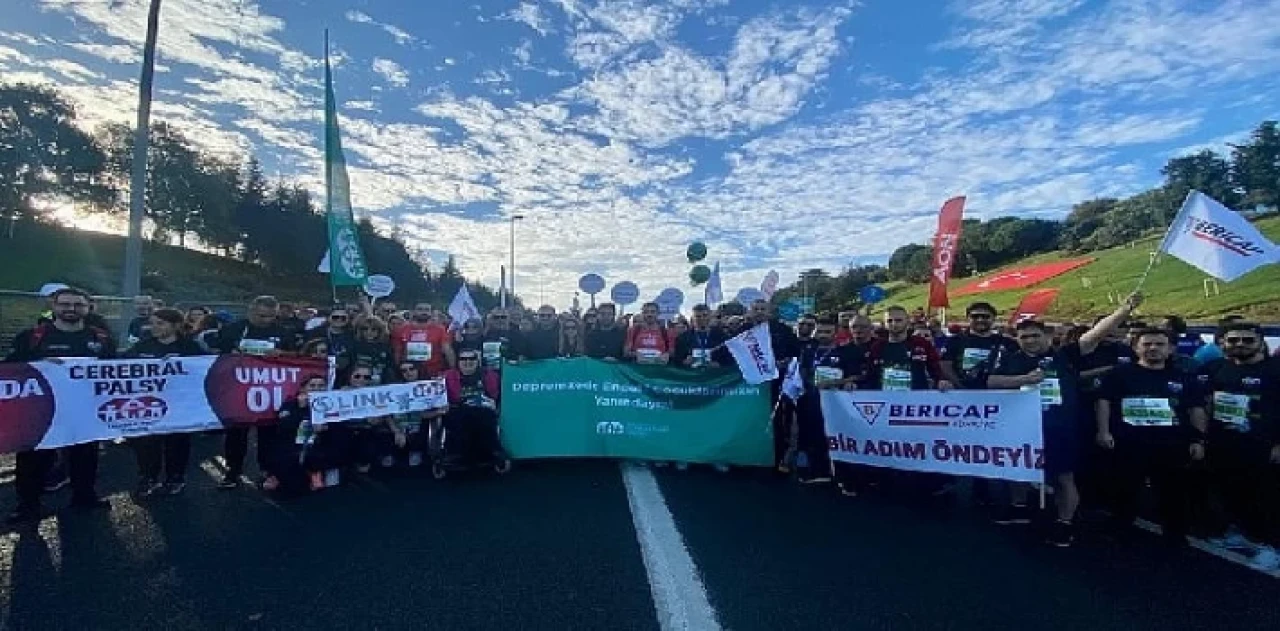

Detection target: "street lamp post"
[509, 214, 525, 306]
[121, 0, 163, 299]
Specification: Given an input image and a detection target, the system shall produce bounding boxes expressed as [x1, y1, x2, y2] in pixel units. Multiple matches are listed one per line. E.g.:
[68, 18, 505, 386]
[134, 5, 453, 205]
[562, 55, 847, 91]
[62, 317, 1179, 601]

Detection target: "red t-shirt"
[833, 330, 853, 346]
[629, 325, 669, 362]
[392, 322, 449, 376]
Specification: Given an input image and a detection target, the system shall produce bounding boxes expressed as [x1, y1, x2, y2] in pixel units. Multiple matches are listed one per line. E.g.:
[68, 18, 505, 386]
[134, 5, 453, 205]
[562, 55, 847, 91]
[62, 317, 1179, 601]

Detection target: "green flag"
[323, 32, 367, 287]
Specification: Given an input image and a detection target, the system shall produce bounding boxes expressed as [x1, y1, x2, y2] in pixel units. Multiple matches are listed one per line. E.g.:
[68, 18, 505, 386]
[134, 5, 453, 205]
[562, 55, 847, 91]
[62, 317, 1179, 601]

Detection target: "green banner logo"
[500, 358, 774, 466]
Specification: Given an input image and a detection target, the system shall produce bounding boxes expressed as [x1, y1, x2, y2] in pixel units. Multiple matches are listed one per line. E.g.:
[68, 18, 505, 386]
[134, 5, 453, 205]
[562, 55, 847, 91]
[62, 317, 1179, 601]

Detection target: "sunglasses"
[1225, 336, 1259, 345]
[331, 315, 349, 321]
[539, 314, 555, 319]
[969, 314, 993, 320]
[351, 374, 371, 381]
[459, 356, 480, 362]
[492, 315, 508, 320]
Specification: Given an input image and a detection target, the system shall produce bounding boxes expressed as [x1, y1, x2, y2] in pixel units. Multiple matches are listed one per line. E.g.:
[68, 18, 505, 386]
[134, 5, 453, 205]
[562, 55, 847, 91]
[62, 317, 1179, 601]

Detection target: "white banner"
[0, 355, 328, 452]
[725, 323, 778, 384]
[309, 380, 448, 425]
[821, 389, 1044, 483]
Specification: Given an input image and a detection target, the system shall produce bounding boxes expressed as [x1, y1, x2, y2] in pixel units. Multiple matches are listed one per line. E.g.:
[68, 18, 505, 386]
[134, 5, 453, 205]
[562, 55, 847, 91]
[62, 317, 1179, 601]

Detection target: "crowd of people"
[4, 287, 1278, 572]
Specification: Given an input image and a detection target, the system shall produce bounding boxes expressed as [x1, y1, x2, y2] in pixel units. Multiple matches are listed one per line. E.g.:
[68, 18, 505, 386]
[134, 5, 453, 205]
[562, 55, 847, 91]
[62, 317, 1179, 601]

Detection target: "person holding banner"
[5, 287, 118, 523]
[263, 374, 333, 495]
[584, 303, 626, 361]
[125, 308, 206, 497]
[794, 315, 851, 484]
[1095, 326, 1209, 545]
[672, 304, 728, 368]
[393, 362, 443, 468]
[217, 296, 297, 490]
[351, 316, 395, 386]
[625, 302, 671, 365]
[1197, 321, 1280, 569]
[519, 306, 562, 361]
[748, 300, 800, 472]
[559, 316, 586, 358]
[831, 315, 876, 497]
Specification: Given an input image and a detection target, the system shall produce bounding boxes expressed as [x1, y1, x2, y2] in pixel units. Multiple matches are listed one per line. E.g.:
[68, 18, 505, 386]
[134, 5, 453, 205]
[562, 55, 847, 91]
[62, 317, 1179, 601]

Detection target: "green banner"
[500, 358, 774, 466]
[323, 34, 368, 288]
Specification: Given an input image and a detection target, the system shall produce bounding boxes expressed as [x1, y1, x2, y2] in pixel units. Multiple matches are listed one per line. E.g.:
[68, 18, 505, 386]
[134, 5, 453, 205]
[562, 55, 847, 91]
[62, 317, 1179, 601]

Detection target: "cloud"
[372, 57, 410, 87]
[344, 10, 420, 46]
[504, 2, 553, 36]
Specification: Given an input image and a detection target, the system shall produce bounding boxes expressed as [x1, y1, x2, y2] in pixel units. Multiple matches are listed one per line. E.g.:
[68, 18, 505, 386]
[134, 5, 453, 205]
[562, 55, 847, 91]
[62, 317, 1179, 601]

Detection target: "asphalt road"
[1, 438, 1276, 631]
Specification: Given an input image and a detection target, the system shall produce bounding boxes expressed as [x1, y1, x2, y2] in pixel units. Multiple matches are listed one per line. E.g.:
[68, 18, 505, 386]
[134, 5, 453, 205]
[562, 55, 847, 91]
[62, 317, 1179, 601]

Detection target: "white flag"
[448, 285, 482, 332]
[705, 261, 723, 306]
[725, 322, 779, 385]
[781, 357, 804, 401]
[1160, 190, 1279, 282]
[760, 269, 779, 299]
[317, 249, 331, 274]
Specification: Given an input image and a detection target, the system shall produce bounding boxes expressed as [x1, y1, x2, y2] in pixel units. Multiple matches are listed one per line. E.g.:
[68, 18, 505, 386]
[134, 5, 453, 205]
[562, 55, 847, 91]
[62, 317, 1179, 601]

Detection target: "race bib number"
[295, 420, 315, 446]
[815, 366, 843, 384]
[960, 347, 991, 372]
[636, 349, 665, 365]
[883, 367, 912, 391]
[691, 348, 711, 367]
[1212, 392, 1251, 431]
[396, 413, 423, 433]
[1121, 397, 1175, 427]
[406, 341, 433, 362]
[482, 342, 503, 366]
[238, 338, 276, 356]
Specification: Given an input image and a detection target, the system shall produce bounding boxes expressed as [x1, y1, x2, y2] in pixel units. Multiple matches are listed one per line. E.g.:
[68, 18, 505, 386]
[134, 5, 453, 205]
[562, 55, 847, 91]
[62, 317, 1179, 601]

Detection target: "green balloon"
[689, 264, 711, 285]
[686, 241, 708, 263]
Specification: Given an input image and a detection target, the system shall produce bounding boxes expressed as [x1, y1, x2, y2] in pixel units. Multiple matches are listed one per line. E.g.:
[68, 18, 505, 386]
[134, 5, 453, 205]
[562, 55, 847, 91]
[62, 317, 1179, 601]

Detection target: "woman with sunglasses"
[340, 364, 398, 474]
[393, 362, 444, 468]
[352, 316, 395, 385]
[307, 305, 357, 380]
[435, 349, 508, 475]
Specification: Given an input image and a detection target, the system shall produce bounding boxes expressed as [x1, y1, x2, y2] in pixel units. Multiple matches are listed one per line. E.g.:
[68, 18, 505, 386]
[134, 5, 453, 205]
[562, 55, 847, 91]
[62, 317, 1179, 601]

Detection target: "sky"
[2, 0, 1279, 309]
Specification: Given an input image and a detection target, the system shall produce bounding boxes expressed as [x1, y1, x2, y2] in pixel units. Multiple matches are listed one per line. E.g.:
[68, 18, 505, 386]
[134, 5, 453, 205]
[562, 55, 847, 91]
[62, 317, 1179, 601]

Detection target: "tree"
[887, 244, 933, 283]
[1162, 150, 1240, 208]
[0, 83, 111, 230]
[1060, 198, 1117, 251]
[1230, 121, 1280, 211]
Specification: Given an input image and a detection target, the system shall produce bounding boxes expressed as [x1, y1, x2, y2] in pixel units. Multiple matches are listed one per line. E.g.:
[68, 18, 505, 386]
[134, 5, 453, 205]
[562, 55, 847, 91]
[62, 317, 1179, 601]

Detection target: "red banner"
[1009, 288, 1060, 325]
[927, 196, 966, 309]
[952, 258, 1095, 297]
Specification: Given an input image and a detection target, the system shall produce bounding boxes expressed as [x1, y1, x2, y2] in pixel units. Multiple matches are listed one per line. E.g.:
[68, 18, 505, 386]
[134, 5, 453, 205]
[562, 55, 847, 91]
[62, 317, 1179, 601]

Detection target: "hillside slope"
[0, 222, 333, 304]
[882, 216, 1280, 321]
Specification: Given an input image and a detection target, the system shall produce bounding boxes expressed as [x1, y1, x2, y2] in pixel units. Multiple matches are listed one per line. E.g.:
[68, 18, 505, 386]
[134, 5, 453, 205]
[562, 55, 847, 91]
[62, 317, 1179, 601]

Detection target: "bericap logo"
[596, 421, 625, 435]
[853, 402, 886, 426]
[1189, 218, 1267, 257]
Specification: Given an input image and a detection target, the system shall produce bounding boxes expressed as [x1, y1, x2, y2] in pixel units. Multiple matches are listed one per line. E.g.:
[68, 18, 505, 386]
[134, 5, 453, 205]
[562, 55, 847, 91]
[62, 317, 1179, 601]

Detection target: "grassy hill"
[0, 221, 331, 305]
[880, 216, 1280, 322]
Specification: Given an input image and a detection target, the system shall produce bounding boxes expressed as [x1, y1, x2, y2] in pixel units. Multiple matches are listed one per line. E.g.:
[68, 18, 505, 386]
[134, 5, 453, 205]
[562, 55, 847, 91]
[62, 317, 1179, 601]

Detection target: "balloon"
[686, 242, 708, 263]
[689, 264, 711, 285]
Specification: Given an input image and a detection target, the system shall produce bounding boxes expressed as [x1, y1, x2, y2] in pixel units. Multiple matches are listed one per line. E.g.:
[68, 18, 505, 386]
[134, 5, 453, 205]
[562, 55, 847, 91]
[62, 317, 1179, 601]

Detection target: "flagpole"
[1134, 190, 1196, 292]
[324, 29, 338, 306]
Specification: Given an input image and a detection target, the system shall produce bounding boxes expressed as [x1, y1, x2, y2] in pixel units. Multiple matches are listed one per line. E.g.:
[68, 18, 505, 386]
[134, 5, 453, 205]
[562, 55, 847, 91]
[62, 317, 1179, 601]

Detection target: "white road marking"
[1134, 519, 1280, 579]
[621, 463, 723, 631]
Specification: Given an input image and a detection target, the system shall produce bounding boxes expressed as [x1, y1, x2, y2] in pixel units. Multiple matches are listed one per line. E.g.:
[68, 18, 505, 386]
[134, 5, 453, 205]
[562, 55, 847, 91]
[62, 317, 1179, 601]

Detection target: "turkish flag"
[928, 196, 966, 309]
[1009, 288, 1060, 325]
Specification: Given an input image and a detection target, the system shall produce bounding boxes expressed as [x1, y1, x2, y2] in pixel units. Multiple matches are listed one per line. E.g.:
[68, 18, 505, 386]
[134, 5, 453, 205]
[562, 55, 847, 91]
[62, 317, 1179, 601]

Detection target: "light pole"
[121, 0, 163, 299]
[509, 214, 525, 305]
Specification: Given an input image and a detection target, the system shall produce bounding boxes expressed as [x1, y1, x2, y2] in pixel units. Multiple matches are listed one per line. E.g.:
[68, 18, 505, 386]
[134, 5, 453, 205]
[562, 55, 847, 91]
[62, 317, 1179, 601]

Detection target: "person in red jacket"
[392, 302, 455, 377]
[439, 349, 505, 467]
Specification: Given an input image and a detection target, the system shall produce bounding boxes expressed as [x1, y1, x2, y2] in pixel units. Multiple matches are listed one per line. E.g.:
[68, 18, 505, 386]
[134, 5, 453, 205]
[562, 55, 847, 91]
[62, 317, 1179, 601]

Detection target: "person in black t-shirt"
[943, 302, 1016, 390]
[1197, 321, 1280, 567]
[518, 305, 561, 361]
[216, 296, 297, 490]
[987, 295, 1137, 546]
[480, 308, 522, 372]
[125, 308, 205, 497]
[1096, 327, 1208, 543]
[584, 303, 627, 361]
[5, 287, 117, 523]
[795, 315, 853, 485]
[831, 315, 876, 497]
